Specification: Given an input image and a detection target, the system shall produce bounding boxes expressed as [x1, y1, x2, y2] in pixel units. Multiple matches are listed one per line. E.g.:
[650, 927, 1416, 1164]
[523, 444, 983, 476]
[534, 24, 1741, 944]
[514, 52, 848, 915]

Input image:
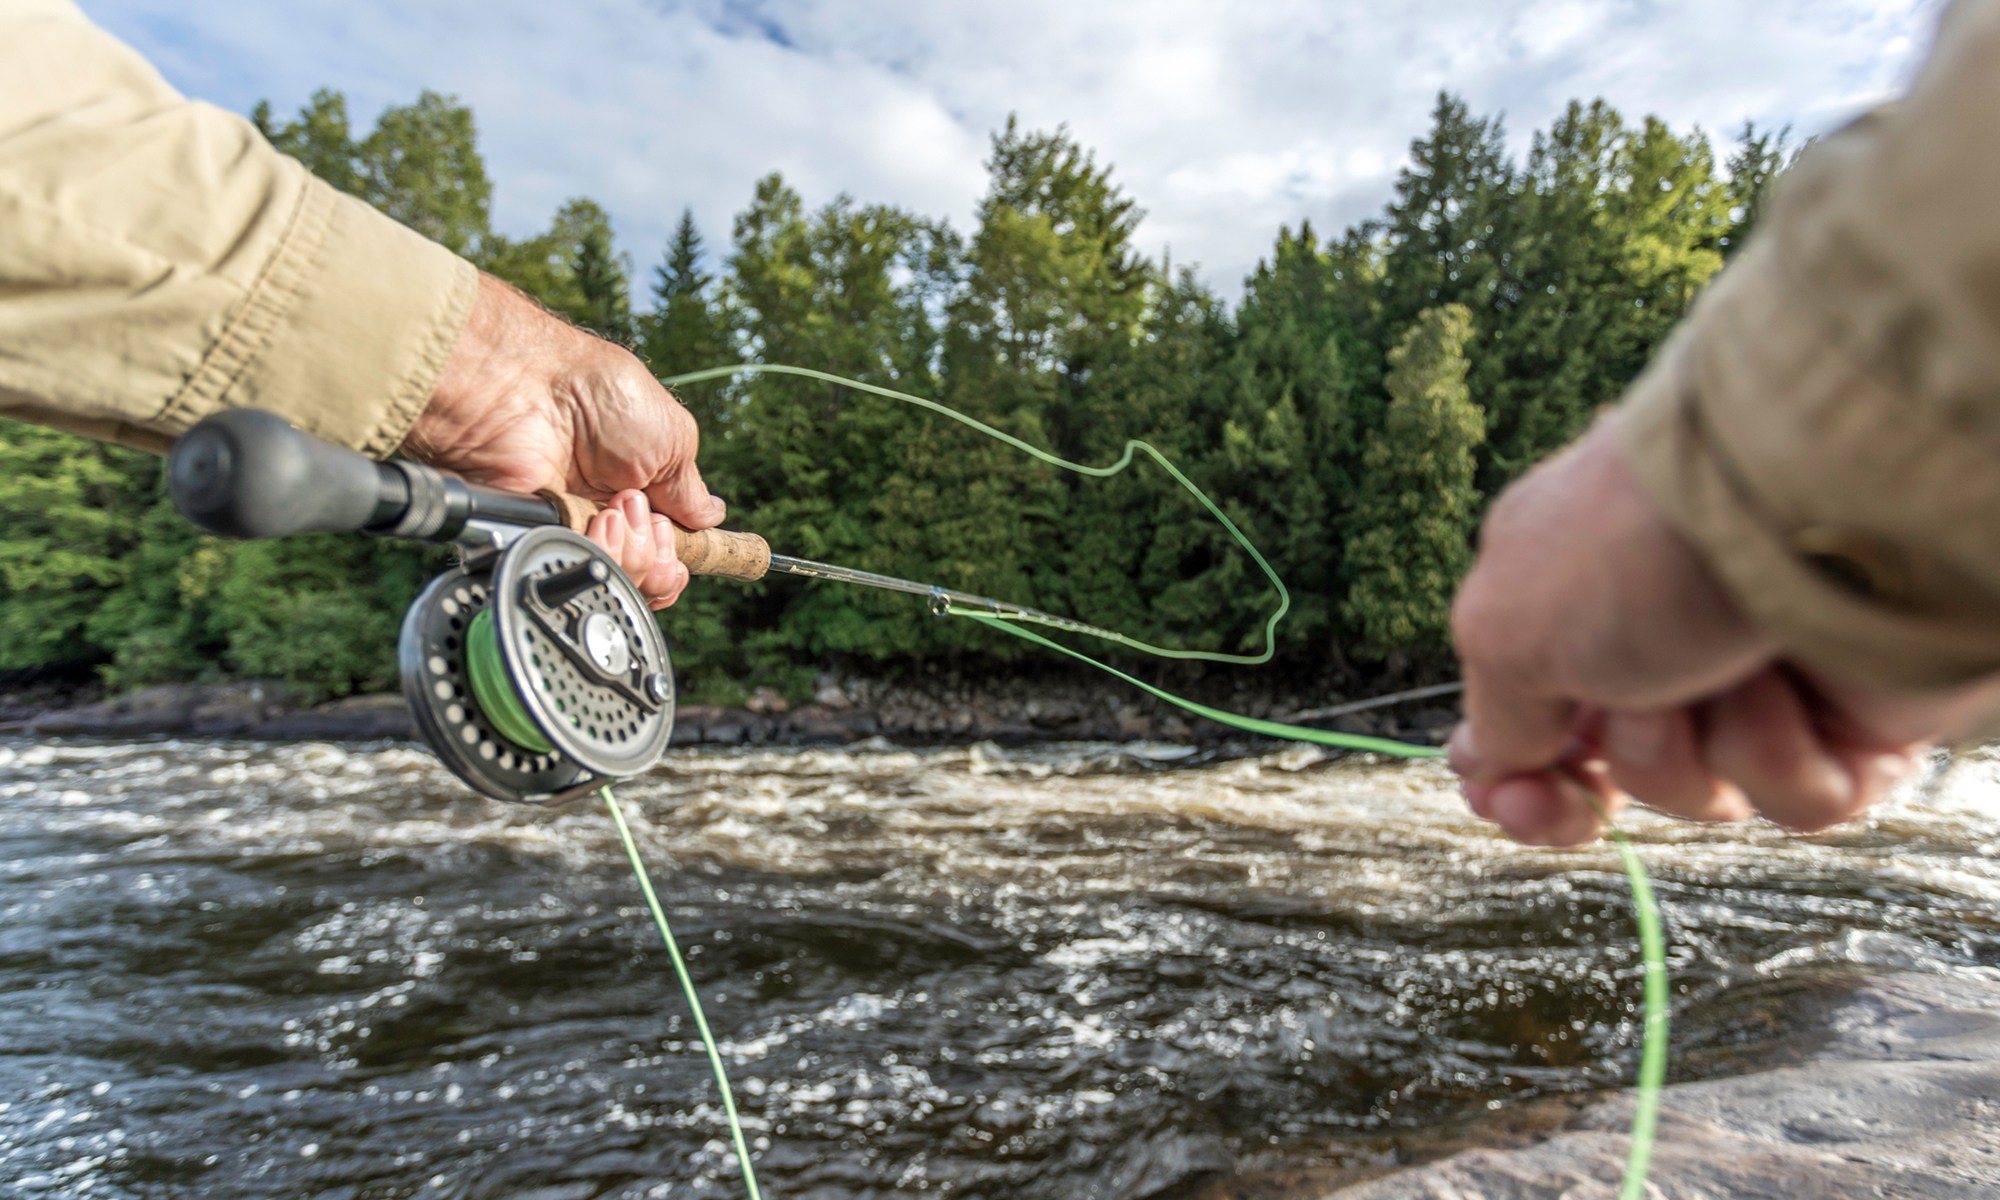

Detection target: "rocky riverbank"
[0, 667, 1459, 747]
[1270, 970, 2000, 1198]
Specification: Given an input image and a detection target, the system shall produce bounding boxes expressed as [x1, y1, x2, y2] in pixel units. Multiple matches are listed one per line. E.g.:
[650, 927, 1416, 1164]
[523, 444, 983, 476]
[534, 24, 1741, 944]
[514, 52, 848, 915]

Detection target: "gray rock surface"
[1328, 972, 2000, 1199]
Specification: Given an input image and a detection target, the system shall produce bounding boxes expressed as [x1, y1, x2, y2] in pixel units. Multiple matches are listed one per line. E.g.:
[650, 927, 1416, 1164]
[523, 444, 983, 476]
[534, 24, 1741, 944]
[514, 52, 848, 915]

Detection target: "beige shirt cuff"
[165, 174, 478, 459]
[1621, 237, 2000, 690]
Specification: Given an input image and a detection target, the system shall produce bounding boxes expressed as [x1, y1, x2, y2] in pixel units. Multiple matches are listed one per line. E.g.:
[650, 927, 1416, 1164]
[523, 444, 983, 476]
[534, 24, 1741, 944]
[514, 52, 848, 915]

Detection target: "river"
[2, 736, 1997, 1198]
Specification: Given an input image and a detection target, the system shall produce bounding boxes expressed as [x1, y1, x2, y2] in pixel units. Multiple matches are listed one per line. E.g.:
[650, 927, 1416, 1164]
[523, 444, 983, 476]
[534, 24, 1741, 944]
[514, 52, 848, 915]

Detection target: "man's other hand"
[1447, 416, 2000, 845]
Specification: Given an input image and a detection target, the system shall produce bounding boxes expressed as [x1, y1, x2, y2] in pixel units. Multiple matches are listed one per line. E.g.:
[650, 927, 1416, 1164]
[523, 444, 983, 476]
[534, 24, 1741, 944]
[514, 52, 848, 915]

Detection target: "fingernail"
[652, 515, 677, 550]
[622, 494, 650, 538]
[709, 493, 728, 519]
[1606, 712, 1671, 769]
[602, 508, 625, 547]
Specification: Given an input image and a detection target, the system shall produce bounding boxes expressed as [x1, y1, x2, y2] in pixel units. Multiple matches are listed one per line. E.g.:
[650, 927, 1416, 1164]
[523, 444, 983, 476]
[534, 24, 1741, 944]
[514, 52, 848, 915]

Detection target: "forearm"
[0, 0, 474, 457]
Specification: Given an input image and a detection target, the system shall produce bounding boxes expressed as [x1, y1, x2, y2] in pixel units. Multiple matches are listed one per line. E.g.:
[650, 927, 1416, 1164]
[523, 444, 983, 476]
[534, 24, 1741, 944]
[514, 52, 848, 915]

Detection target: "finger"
[642, 515, 692, 611]
[614, 491, 660, 584]
[1476, 764, 1617, 847]
[1701, 670, 1861, 832]
[1448, 663, 1575, 783]
[643, 402, 728, 532]
[1603, 708, 1754, 823]
[586, 507, 627, 566]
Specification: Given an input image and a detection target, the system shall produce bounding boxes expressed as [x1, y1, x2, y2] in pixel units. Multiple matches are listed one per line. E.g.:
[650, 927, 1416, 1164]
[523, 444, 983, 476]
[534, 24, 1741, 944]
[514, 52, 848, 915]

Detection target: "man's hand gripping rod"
[168, 408, 772, 573]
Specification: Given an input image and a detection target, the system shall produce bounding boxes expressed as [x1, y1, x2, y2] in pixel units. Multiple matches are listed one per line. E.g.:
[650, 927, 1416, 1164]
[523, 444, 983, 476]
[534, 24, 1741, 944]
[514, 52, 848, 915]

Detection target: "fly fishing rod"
[166, 408, 1131, 804]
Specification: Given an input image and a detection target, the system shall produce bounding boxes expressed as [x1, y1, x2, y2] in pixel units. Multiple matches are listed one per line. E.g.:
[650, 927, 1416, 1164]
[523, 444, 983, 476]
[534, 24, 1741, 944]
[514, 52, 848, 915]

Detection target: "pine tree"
[639, 209, 733, 423]
[1207, 224, 1358, 654]
[572, 220, 634, 345]
[1480, 104, 1728, 490]
[719, 174, 962, 669]
[1341, 305, 1486, 663]
[1056, 269, 1235, 646]
[1377, 94, 1512, 337]
[1481, 99, 1630, 485]
[922, 120, 1156, 642]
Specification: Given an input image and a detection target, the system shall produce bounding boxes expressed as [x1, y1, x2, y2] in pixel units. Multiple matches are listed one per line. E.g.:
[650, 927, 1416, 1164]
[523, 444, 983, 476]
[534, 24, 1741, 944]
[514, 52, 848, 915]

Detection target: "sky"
[85, 0, 1940, 301]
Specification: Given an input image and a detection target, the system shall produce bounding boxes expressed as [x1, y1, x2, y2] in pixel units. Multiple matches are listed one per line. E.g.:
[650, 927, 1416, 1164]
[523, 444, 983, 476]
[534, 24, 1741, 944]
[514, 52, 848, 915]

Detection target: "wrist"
[405, 273, 577, 466]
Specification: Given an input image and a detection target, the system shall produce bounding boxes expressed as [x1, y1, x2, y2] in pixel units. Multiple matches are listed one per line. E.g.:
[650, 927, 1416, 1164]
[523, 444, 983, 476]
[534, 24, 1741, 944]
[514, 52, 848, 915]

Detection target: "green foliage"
[0, 85, 1766, 697]
[212, 539, 434, 699]
[1342, 305, 1485, 662]
[257, 89, 492, 256]
[253, 90, 362, 194]
[1723, 121, 1795, 255]
[0, 422, 153, 669]
[86, 495, 233, 688]
[357, 92, 493, 254]
[479, 197, 623, 316]
[570, 215, 636, 344]
[639, 210, 733, 403]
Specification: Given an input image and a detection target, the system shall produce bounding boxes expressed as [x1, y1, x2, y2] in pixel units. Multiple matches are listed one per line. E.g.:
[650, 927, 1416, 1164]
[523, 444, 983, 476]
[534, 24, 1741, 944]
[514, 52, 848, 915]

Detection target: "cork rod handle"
[536, 490, 772, 582]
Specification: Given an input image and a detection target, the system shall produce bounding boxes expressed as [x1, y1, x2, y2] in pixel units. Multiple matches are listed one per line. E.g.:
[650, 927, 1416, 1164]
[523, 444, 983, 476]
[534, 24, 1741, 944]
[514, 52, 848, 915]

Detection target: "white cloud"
[83, 0, 1939, 300]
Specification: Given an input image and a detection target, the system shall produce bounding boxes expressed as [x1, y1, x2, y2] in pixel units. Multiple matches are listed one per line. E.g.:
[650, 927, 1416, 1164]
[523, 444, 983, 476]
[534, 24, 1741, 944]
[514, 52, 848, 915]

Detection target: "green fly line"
[547, 362, 1669, 1199]
[603, 784, 765, 1200]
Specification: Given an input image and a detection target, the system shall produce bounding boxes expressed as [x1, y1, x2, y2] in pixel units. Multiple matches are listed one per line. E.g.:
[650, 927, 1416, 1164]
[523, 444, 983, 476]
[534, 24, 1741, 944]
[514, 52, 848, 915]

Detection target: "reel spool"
[400, 526, 675, 804]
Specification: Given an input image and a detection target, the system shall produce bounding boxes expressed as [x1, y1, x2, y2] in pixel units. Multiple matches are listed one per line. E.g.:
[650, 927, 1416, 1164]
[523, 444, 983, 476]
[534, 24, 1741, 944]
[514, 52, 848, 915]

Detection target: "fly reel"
[399, 526, 675, 804]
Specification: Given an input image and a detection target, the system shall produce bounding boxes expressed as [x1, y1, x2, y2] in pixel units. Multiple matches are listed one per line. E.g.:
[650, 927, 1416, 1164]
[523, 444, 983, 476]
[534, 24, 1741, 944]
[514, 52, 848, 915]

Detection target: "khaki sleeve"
[0, 0, 475, 457]
[1619, 0, 2000, 690]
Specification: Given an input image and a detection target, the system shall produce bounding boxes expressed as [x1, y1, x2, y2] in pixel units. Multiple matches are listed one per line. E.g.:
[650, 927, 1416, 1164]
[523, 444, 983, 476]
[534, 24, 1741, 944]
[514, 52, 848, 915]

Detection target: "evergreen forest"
[0, 90, 1792, 702]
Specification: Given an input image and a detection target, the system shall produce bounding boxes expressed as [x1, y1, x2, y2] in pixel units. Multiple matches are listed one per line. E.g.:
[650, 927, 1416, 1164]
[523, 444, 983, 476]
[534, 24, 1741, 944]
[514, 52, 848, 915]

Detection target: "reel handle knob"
[532, 559, 612, 608]
[537, 489, 772, 582]
[169, 408, 400, 539]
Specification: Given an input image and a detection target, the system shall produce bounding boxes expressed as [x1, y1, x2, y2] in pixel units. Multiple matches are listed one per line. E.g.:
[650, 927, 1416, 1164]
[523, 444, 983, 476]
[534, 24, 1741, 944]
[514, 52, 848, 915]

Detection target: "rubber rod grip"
[536, 489, 772, 582]
[169, 409, 398, 539]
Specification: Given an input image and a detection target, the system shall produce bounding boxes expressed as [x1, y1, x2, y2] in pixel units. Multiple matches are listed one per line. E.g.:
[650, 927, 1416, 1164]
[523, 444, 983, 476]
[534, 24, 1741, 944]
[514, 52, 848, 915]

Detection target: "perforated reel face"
[399, 566, 587, 803]
[492, 526, 674, 778]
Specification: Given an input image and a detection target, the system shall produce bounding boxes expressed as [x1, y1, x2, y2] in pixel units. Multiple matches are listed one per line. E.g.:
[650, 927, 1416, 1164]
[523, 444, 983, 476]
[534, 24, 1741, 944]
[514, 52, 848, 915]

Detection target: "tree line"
[0, 89, 1790, 702]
